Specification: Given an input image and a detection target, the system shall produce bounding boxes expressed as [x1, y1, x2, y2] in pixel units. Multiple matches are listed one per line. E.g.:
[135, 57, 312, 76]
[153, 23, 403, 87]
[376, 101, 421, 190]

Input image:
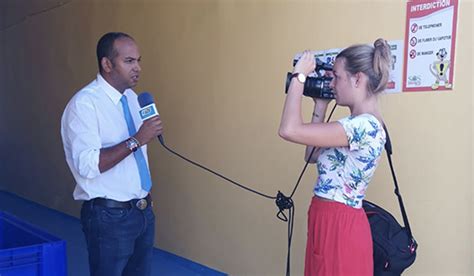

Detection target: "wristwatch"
[291, 73, 306, 84]
[125, 137, 140, 152]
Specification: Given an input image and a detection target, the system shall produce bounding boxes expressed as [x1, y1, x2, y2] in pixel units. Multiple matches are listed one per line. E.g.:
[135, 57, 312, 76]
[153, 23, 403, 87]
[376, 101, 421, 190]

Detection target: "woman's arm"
[304, 100, 328, 163]
[279, 51, 348, 148]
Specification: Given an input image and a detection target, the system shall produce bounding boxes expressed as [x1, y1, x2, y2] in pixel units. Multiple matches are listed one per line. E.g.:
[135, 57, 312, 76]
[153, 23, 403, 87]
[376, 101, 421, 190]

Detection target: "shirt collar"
[97, 73, 123, 105]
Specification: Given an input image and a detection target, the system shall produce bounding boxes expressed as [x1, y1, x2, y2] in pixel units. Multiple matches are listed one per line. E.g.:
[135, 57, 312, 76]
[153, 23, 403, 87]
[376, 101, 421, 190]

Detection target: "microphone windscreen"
[138, 92, 154, 107]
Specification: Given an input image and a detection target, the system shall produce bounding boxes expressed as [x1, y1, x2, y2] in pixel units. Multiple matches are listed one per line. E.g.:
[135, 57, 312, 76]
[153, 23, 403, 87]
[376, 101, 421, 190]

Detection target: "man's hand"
[134, 116, 163, 145]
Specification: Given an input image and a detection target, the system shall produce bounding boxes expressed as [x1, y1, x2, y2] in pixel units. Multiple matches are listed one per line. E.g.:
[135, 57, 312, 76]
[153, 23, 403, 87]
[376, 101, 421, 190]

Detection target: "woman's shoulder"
[338, 113, 386, 150]
[340, 114, 382, 130]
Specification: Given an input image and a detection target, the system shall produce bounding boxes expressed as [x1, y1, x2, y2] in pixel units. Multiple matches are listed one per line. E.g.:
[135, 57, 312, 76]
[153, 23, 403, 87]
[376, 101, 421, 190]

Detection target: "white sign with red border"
[403, 0, 458, 92]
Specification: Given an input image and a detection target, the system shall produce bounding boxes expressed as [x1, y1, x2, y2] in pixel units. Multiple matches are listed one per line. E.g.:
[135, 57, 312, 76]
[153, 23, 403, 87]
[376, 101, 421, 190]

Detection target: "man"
[61, 32, 163, 276]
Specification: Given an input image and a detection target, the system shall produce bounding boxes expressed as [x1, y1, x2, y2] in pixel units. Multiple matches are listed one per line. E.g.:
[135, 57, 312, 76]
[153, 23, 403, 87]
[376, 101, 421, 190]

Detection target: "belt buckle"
[136, 199, 147, 210]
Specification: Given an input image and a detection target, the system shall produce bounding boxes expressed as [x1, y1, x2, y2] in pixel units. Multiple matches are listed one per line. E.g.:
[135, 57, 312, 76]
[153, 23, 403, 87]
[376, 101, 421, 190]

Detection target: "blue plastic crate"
[0, 211, 66, 276]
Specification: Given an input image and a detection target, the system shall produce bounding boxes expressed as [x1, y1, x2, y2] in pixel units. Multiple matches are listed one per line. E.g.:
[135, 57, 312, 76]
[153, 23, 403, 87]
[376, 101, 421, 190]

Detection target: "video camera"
[285, 54, 335, 99]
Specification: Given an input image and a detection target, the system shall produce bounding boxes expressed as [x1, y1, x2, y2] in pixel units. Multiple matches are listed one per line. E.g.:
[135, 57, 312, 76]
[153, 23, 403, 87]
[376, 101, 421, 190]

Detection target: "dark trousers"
[80, 199, 155, 276]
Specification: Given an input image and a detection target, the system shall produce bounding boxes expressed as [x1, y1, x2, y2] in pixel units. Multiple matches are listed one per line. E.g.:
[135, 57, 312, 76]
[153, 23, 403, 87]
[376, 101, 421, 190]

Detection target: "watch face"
[126, 139, 138, 152]
[297, 73, 306, 83]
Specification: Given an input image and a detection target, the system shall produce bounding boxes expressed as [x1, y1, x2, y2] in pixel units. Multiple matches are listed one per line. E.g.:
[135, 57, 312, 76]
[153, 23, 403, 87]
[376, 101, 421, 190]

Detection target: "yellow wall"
[1, 0, 472, 275]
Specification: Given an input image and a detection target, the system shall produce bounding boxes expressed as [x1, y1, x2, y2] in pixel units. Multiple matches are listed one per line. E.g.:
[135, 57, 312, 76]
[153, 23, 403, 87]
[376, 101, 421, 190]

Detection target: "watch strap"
[291, 73, 306, 84]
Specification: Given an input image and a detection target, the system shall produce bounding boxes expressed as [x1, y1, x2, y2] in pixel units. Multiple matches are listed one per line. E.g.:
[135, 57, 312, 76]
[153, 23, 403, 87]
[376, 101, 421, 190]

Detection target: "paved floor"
[0, 191, 226, 276]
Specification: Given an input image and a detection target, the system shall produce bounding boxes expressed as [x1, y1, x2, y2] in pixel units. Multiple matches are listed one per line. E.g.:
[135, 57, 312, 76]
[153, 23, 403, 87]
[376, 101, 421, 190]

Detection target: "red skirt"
[305, 196, 373, 276]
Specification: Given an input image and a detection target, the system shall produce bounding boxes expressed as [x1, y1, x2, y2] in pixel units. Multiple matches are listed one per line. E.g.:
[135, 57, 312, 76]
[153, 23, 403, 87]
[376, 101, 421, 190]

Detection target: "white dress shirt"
[61, 74, 150, 201]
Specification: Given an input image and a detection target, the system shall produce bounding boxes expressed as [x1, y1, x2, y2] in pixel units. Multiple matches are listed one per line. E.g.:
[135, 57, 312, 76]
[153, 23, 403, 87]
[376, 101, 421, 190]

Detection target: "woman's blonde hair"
[336, 38, 392, 95]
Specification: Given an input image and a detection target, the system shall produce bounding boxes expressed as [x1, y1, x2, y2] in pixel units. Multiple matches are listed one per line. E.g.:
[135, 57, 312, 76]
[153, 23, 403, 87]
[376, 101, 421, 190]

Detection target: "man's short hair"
[96, 32, 134, 73]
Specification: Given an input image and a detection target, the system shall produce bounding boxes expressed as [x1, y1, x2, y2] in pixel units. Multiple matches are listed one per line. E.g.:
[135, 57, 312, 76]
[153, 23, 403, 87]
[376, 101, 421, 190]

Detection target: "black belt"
[90, 194, 152, 210]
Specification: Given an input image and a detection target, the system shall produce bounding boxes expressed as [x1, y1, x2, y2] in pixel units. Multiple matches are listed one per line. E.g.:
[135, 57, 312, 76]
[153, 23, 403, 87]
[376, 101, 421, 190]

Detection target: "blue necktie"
[120, 96, 152, 192]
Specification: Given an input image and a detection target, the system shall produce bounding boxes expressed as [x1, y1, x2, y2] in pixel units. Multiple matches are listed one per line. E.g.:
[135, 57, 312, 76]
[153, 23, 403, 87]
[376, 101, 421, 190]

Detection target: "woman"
[279, 38, 392, 276]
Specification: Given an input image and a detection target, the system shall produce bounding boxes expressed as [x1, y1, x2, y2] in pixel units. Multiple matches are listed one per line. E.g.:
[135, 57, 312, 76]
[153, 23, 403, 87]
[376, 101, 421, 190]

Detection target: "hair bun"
[372, 38, 391, 93]
[373, 38, 391, 61]
[374, 38, 388, 49]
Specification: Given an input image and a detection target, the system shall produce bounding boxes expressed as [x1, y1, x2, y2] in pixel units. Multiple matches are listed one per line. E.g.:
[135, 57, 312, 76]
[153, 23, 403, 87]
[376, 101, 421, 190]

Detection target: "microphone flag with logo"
[138, 92, 159, 121]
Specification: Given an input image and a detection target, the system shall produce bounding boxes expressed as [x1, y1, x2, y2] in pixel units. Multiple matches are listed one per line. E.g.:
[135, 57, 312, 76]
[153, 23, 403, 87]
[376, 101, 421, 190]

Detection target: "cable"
[276, 103, 337, 276]
[290, 103, 338, 198]
[158, 102, 338, 276]
[158, 139, 276, 200]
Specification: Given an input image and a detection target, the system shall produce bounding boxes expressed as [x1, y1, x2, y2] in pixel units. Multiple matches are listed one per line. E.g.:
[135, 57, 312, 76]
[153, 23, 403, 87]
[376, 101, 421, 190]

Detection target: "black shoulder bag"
[362, 125, 418, 275]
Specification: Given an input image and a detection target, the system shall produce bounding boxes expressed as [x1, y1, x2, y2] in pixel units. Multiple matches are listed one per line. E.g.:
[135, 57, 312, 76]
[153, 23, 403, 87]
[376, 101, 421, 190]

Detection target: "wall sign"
[403, 0, 458, 91]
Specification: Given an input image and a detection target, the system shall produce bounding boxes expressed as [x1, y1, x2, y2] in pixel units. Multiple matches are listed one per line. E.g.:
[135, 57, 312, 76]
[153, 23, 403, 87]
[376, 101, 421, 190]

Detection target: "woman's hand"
[293, 50, 315, 76]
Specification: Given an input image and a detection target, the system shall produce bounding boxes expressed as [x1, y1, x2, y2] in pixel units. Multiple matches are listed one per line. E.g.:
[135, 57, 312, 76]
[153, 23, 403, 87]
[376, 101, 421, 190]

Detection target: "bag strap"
[383, 124, 414, 240]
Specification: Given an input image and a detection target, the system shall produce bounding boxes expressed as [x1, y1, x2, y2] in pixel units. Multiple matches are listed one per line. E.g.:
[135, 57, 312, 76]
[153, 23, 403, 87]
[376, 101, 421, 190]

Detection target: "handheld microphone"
[137, 92, 164, 144]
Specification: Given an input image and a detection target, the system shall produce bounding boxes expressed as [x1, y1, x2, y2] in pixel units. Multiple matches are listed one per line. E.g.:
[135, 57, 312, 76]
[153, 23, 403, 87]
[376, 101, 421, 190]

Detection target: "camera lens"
[285, 73, 334, 99]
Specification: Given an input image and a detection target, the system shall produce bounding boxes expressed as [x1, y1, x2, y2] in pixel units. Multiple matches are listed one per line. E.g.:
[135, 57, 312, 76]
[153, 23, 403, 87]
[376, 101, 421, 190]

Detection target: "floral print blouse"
[314, 114, 386, 208]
